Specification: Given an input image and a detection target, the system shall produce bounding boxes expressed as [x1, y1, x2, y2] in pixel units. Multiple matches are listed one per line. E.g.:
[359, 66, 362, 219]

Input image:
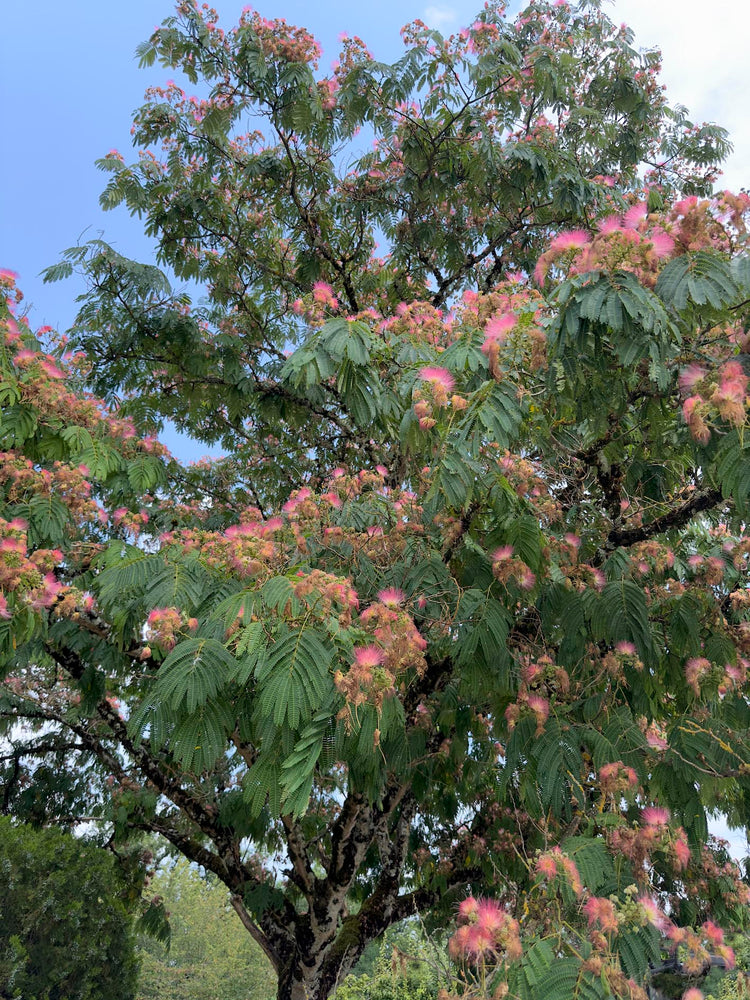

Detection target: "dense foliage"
[136, 857, 275, 1000]
[0, 817, 139, 1000]
[2, 1, 750, 998]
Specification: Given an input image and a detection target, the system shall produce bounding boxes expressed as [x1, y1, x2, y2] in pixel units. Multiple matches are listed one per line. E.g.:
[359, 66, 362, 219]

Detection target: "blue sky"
[2, 0, 747, 334]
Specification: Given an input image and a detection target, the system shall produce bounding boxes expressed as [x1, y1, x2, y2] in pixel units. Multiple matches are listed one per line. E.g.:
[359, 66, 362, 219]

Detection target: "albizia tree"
[2, 2, 750, 998]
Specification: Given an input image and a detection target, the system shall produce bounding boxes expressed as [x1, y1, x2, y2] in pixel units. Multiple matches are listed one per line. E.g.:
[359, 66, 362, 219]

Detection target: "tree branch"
[605, 486, 724, 549]
[230, 893, 281, 971]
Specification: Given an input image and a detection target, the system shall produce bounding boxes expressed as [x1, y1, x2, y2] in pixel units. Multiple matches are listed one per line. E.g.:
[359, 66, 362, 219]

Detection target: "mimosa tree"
[2, 2, 749, 998]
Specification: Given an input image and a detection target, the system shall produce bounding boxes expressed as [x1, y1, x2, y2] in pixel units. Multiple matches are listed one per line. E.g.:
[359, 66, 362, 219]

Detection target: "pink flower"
[457, 896, 479, 921]
[312, 281, 338, 309]
[377, 587, 405, 608]
[482, 311, 515, 351]
[645, 723, 668, 750]
[679, 365, 707, 393]
[673, 834, 691, 870]
[549, 229, 590, 252]
[674, 196, 698, 216]
[650, 228, 674, 258]
[527, 694, 549, 723]
[353, 645, 384, 668]
[463, 923, 495, 957]
[418, 366, 455, 391]
[615, 641, 636, 655]
[599, 215, 624, 235]
[623, 202, 648, 229]
[685, 656, 711, 695]
[682, 990, 703, 1000]
[583, 896, 618, 933]
[475, 898, 505, 935]
[641, 806, 670, 826]
[535, 854, 557, 879]
[638, 895, 672, 933]
[39, 358, 65, 379]
[701, 920, 724, 947]
[491, 545, 514, 561]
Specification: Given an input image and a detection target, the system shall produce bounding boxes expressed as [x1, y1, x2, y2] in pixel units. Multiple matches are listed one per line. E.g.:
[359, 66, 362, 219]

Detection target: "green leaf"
[152, 637, 236, 713]
[280, 709, 334, 818]
[656, 251, 738, 314]
[171, 701, 232, 773]
[590, 580, 654, 663]
[255, 629, 334, 730]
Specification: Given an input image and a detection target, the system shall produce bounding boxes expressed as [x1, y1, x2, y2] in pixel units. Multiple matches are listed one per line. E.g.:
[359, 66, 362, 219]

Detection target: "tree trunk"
[277, 960, 340, 1000]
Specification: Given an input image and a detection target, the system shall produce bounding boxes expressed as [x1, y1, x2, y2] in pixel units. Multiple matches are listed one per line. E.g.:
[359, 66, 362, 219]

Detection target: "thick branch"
[282, 814, 316, 894]
[605, 486, 724, 549]
[47, 641, 223, 837]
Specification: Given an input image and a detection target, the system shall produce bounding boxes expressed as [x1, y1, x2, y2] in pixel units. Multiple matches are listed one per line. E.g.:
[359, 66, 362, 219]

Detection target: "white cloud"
[612, 0, 750, 191]
[422, 5, 461, 30]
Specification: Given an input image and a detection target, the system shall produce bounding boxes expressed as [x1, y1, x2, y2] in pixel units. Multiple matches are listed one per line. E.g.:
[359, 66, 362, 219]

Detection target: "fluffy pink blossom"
[535, 854, 557, 879]
[638, 895, 672, 933]
[645, 723, 668, 750]
[641, 806, 670, 826]
[377, 587, 405, 608]
[679, 365, 707, 393]
[650, 228, 674, 258]
[674, 196, 698, 216]
[457, 896, 479, 920]
[673, 833, 691, 870]
[701, 920, 724, 947]
[599, 215, 623, 235]
[39, 358, 65, 379]
[623, 202, 648, 229]
[353, 645, 385, 668]
[527, 693, 549, 724]
[685, 657, 711, 696]
[491, 545, 514, 561]
[583, 896, 618, 933]
[418, 366, 455, 391]
[482, 311, 516, 351]
[312, 281, 338, 309]
[549, 229, 591, 252]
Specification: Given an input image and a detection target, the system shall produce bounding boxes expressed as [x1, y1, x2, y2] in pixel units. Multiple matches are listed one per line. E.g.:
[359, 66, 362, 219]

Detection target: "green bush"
[0, 816, 139, 1000]
[332, 927, 443, 1000]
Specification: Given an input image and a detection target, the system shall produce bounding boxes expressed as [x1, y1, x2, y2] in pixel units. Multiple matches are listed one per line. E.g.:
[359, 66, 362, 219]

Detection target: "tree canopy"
[0, 817, 140, 1000]
[136, 856, 275, 1000]
[2, 2, 750, 999]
